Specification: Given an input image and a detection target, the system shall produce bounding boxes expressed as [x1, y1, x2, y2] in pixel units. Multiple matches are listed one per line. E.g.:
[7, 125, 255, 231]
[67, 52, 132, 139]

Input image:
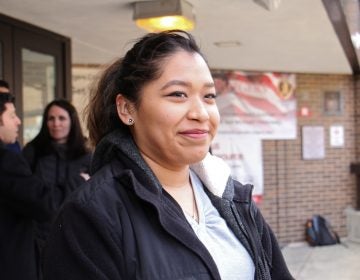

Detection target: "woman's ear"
[116, 94, 134, 125]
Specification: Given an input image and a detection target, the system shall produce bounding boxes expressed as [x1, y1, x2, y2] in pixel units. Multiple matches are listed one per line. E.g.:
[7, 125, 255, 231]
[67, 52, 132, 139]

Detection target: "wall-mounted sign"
[323, 91, 342, 115]
[302, 126, 325, 160]
[330, 125, 344, 147]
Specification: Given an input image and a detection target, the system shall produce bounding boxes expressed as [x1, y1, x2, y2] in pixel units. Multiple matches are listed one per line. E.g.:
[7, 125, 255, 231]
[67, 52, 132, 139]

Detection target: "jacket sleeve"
[251, 202, 295, 280]
[42, 198, 125, 280]
[0, 148, 54, 221]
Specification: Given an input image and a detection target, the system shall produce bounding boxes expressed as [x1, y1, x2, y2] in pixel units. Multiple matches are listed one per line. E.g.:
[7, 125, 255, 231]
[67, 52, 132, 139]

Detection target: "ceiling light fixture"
[133, 0, 195, 32]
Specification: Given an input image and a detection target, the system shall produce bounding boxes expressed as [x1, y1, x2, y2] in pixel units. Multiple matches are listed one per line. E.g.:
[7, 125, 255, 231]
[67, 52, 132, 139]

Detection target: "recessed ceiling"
[0, 0, 355, 74]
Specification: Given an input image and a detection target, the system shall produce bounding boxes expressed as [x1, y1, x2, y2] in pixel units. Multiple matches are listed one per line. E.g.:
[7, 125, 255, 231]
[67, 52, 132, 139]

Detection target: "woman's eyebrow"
[204, 82, 215, 88]
[161, 80, 189, 90]
[161, 80, 215, 90]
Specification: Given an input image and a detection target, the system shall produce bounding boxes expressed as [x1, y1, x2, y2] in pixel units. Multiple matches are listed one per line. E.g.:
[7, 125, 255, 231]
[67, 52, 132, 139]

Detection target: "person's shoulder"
[60, 163, 131, 233]
[22, 141, 35, 154]
[0, 146, 32, 175]
[232, 179, 254, 203]
[23, 140, 36, 149]
[52, 165, 127, 249]
[69, 162, 125, 207]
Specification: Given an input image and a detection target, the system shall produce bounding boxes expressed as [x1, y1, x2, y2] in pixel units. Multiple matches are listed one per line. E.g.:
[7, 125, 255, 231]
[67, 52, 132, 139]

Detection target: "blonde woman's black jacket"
[0, 141, 54, 280]
[43, 130, 294, 280]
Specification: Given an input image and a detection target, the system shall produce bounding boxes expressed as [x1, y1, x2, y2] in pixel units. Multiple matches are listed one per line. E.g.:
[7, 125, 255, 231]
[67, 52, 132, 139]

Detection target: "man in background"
[0, 92, 54, 280]
[0, 79, 21, 152]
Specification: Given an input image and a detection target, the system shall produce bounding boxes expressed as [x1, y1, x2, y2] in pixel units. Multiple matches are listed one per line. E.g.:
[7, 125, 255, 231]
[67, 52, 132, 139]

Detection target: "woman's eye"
[205, 93, 217, 99]
[169, 91, 187, 98]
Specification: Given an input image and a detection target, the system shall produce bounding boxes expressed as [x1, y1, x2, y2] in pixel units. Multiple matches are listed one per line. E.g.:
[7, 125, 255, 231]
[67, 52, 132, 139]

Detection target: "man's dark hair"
[0, 93, 15, 116]
[0, 79, 10, 89]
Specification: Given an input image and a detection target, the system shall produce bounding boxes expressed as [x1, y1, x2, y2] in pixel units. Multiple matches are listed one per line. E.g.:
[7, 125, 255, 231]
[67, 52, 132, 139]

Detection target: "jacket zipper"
[230, 200, 271, 280]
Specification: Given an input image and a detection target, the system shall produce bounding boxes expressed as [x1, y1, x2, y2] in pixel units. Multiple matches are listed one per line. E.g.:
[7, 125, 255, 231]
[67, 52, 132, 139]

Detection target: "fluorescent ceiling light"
[133, 0, 195, 32]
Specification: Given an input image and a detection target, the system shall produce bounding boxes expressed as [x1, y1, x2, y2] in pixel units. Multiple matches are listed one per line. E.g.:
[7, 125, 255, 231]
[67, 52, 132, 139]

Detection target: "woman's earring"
[128, 118, 134, 125]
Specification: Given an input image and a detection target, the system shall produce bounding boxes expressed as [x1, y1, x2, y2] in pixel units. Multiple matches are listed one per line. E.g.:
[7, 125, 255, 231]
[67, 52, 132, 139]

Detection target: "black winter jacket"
[0, 142, 54, 280]
[43, 130, 293, 280]
[22, 142, 92, 242]
[22, 142, 92, 209]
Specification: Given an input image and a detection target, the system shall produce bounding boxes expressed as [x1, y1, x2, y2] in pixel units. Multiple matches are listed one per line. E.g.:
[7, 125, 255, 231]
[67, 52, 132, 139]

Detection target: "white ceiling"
[0, 0, 354, 74]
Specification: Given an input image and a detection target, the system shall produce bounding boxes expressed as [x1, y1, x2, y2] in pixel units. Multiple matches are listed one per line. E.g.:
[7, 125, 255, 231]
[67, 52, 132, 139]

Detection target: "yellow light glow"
[136, 15, 194, 32]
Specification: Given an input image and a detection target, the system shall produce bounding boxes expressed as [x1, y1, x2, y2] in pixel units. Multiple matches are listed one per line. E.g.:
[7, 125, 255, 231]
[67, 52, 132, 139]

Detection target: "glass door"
[0, 14, 71, 146]
[14, 27, 71, 145]
[21, 49, 56, 143]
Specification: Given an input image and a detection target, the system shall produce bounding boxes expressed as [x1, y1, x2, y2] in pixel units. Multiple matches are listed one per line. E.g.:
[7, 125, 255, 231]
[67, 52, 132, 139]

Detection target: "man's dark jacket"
[43, 130, 294, 280]
[0, 142, 53, 280]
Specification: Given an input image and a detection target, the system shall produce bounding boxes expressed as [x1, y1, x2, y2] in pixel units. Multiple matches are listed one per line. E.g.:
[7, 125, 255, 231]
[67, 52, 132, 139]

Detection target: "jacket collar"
[91, 129, 163, 195]
[190, 153, 232, 199]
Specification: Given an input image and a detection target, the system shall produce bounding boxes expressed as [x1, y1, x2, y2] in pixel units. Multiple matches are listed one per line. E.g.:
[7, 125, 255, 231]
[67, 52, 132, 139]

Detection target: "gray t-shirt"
[185, 171, 255, 280]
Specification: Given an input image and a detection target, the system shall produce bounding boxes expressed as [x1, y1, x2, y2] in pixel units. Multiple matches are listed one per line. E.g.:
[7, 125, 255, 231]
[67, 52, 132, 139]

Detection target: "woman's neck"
[141, 152, 190, 188]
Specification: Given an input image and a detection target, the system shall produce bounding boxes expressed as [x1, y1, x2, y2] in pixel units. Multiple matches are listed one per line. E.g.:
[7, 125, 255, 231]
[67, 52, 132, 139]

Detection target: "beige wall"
[71, 65, 102, 136]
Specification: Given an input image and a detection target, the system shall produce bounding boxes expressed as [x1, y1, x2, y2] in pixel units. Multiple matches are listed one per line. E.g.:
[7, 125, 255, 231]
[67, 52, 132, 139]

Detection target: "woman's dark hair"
[29, 99, 89, 158]
[86, 30, 206, 146]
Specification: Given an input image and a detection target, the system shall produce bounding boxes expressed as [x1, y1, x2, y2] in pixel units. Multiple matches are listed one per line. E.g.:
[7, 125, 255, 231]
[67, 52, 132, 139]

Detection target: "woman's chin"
[187, 149, 209, 164]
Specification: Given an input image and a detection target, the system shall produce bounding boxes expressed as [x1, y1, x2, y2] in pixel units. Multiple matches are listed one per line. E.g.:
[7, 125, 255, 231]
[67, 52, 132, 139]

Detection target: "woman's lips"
[179, 129, 209, 139]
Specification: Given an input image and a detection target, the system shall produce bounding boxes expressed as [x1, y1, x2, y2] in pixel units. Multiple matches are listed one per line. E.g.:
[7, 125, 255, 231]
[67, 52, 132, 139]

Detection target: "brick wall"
[355, 75, 360, 153]
[261, 73, 358, 243]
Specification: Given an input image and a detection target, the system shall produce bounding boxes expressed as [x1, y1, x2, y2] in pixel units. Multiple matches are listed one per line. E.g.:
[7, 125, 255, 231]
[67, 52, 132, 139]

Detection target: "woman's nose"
[188, 98, 209, 121]
[53, 119, 60, 126]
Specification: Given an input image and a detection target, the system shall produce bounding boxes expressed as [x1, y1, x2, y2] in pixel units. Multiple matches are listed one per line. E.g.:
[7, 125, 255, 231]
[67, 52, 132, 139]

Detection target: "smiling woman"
[116, 50, 219, 168]
[42, 30, 294, 280]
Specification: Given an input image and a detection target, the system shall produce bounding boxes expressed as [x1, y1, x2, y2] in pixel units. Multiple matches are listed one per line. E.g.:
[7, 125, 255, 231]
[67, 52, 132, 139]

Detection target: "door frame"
[0, 13, 71, 144]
